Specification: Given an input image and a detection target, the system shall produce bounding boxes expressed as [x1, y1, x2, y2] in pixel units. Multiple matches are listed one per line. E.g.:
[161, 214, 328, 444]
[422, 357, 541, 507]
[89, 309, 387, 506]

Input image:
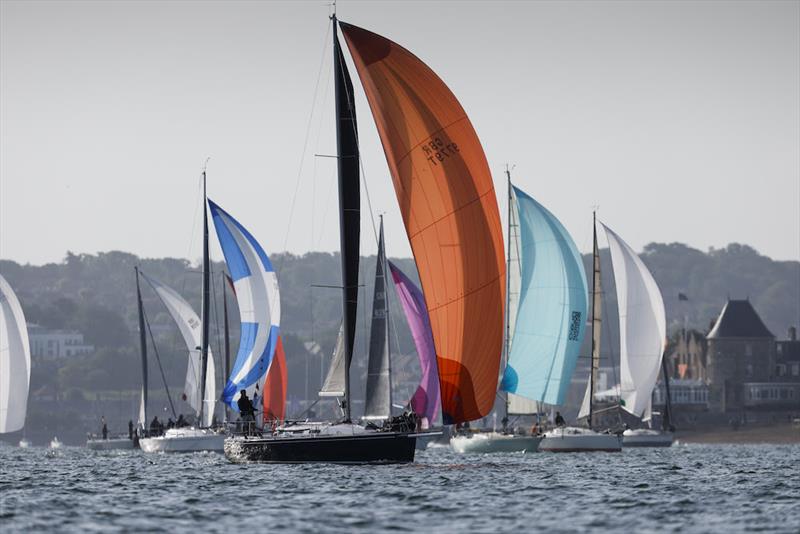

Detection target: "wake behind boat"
[622, 428, 674, 447]
[139, 427, 225, 453]
[539, 427, 622, 452]
[450, 431, 541, 454]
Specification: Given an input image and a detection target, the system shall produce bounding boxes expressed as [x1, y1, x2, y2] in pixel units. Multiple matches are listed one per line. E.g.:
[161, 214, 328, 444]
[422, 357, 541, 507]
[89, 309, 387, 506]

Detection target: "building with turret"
[706, 299, 799, 413]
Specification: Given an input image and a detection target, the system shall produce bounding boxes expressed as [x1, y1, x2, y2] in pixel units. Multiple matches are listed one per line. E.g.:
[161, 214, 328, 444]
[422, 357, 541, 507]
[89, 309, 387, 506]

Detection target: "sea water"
[1, 442, 798, 532]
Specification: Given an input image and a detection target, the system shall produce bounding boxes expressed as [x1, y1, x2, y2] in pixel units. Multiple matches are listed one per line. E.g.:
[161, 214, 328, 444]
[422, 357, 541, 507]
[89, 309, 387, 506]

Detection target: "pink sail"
[388, 261, 440, 425]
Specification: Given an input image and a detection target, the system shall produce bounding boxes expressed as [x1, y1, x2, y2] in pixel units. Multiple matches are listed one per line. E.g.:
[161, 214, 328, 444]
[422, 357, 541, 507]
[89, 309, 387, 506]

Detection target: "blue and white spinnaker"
[500, 185, 588, 406]
[208, 200, 281, 410]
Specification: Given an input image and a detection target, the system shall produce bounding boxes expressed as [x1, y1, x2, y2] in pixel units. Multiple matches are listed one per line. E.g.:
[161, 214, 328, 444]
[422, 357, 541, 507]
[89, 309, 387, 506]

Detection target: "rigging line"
[142, 304, 178, 419]
[315, 166, 338, 250]
[185, 171, 204, 271]
[211, 268, 223, 389]
[311, 53, 334, 249]
[277, 20, 332, 277]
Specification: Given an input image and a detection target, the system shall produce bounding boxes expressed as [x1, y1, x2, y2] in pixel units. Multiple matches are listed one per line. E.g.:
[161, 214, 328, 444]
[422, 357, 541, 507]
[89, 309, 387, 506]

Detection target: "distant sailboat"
[138, 170, 226, 453]
[0, 275, 31, 444]
[455, 177, 590, 453]
[137, 269, 224, 453]
[576, 221, 671, 447]
[226, 14, 504, 464]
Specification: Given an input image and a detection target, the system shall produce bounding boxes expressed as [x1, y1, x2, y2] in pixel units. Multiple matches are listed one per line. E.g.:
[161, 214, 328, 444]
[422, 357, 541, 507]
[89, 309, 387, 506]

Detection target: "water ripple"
[0, 443, 798, 533]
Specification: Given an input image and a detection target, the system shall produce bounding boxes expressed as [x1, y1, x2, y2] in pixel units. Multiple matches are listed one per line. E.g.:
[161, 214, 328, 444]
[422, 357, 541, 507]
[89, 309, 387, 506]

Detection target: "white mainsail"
[140, 272, 216, 427]
[602, 223, 666, 419]
[0, 275, 31, 433]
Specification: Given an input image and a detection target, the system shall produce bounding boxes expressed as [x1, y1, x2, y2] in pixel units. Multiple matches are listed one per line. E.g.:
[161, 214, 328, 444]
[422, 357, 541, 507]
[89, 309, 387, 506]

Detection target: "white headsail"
[0, 274, 31, 433]
[139, 271, 216, 427]
[602, 223, 666, 418]
[320, 324, 346, 398]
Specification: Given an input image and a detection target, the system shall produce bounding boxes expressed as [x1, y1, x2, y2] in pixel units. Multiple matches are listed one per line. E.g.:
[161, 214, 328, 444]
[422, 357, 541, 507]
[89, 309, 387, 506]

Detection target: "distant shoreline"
[675, 423, 800, 444]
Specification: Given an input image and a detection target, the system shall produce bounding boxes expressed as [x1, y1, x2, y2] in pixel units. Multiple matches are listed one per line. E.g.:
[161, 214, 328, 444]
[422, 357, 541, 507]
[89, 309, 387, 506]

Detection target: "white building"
[28, 324, 94, 358]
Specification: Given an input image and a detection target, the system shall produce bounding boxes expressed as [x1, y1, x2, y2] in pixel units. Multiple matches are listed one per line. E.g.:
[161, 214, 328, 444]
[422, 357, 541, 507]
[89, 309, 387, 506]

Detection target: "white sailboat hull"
[622, 429, 674, 447]
[139, 428, 224, 453]
[539, 427, 622, 452]
[86, 438, 135, 451]
[450, 432, 541, 454]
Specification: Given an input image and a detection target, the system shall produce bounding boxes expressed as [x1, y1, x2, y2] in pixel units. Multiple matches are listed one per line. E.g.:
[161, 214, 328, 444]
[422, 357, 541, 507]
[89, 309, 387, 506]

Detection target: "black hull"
[224, 431, 417, 464]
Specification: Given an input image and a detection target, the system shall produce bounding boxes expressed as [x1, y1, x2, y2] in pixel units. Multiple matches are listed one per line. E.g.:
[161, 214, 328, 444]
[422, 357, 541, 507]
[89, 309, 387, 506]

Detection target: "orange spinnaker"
[341, 22, 505, 424]
[262, 336, 287, 423]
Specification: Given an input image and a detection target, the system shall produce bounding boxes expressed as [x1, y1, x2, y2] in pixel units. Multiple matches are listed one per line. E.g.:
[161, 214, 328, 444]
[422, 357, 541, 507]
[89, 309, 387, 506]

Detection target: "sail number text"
[421, 137, 459, 167]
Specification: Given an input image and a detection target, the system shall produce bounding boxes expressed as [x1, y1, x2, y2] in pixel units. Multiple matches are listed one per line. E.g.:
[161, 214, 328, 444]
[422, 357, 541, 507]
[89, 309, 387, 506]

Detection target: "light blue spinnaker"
[209, 199, 281, 410]
[500, 185, 588, 406]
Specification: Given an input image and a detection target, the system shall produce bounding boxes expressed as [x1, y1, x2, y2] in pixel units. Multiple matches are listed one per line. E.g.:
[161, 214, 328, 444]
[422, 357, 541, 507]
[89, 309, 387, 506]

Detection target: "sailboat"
[225, 13, 505, 464]
[0, 274, 32, 447]
[622, 356, 675, 447]
[137, 268, 224, 453]
[575, 222, 671, 447]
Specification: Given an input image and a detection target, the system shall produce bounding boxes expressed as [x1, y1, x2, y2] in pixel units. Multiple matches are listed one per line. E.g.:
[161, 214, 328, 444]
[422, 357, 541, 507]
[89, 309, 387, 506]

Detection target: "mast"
[198, 170, 211, 426]
[588, 212, 602, 430]
[661, 357, 674, 431]
[383, 217, 393, 415]
[332, 14, 360, 422]
[504, 167, 513, 422]
[135, 267, 148, 429]
[222, 273, 231, 423]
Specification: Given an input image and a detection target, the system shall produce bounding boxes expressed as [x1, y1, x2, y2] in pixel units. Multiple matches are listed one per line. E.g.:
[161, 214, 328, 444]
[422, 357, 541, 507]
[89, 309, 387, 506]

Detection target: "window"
[793, 364, 799, 377]
[746, 364, 754, 377]
[745, 344, 753, 356]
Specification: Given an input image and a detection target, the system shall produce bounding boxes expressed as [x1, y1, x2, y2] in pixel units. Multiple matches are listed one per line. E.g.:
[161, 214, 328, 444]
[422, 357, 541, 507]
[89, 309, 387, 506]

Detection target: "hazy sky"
[1, 0, 798, 266]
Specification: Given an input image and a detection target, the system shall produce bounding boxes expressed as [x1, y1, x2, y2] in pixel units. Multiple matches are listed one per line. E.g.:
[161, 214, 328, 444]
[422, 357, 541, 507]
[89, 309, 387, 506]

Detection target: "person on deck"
[128, 420, 134, 440]
[150, 416, 162, 436]
[237, 390, 256, 436]
[101, 416, 108, 440]
[176, 414, 187, 428]
[555, 412, 566, 427]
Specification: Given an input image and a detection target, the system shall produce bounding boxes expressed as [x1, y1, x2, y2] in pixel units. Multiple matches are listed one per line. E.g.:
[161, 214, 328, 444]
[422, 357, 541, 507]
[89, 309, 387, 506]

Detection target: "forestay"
[500, 186, 588, 406]
[602, 223, 666, 418]
[208, 200, 281, 411]
[139, 271, 216, 427]
[0, 275, 31, 433]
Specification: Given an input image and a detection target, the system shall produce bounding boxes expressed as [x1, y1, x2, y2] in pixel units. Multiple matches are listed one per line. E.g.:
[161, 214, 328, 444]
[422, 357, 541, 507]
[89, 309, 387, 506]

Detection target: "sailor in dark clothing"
[101, 416, 108, 440]
[554, 411, 566, 427]
[176, 414, 187, 428]
[150, 416, 162, 436]
[238, 390, 256, 436]
[238, 390, 256, 420]
[167, 418, 175, 429]
[128, 420, 134, 440]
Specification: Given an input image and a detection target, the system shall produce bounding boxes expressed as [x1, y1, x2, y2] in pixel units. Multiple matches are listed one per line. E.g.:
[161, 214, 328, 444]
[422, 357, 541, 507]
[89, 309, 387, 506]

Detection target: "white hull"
[539, 427, 622, 452]
[49, 438, 62, 449]
[18, 439, 30, 448]
[451, 432, 541, 454]
[86, 438, 135, 451]
[139, 428, 225, 453]
[622, 429, 673, 448]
